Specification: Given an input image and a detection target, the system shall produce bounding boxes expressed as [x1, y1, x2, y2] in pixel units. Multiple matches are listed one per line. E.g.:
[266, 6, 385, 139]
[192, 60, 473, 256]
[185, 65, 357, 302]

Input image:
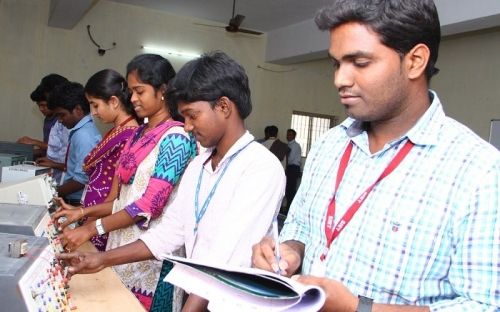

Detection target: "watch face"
[357, 296, 373, 312]
[96, 219, 105, 235]
[360, 297, 371, 303]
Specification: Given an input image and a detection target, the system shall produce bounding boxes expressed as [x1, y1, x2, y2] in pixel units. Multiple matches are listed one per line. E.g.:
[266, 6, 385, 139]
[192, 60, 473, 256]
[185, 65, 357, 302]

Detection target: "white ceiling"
[48, 0, 500, 64]
[108, 0, 334, 32]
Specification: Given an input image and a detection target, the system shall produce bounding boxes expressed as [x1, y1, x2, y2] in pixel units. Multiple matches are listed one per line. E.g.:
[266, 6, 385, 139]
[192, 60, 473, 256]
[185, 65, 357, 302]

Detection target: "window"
[291, 111, 337, 157]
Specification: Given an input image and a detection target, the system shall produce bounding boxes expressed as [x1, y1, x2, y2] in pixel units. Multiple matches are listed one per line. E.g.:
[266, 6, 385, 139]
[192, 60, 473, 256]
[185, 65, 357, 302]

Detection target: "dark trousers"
[284, 164, 301, 215]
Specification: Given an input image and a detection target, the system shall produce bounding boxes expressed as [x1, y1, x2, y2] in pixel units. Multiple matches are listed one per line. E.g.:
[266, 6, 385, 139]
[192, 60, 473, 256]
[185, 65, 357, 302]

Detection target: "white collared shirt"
[287, 140, 302, 166]
[141, 131, 286, 267]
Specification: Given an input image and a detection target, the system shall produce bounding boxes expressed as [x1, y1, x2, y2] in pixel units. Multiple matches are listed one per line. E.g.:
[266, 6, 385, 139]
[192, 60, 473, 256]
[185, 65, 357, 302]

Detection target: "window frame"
[291, 110, 338, 157]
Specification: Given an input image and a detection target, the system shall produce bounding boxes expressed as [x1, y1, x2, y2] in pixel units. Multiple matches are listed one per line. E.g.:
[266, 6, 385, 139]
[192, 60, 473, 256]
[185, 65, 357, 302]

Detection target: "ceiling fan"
[196, 0, 263, 35]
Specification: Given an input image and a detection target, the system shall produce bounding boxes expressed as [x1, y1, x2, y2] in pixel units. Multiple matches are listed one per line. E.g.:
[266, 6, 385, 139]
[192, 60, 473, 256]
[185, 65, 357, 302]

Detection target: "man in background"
[18, 73, 68, 158]
[256, 125, 271, 143]
[262, 125, 290, 168]
[283, 128, 301, 214]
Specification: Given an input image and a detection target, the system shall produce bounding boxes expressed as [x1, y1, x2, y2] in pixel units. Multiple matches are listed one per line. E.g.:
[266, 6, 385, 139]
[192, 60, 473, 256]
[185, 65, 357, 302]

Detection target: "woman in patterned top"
[54, 55, 197, 310]
[82, 69, 139, 251]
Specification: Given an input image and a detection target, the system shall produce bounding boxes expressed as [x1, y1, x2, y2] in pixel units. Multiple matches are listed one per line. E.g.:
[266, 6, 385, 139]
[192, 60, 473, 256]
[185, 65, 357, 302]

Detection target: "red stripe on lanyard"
[320, 140, 414, 261]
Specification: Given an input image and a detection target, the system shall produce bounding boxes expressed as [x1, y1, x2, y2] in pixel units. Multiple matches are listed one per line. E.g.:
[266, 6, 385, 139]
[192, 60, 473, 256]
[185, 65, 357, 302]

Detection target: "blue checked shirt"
[46, 120, 69, 184]
[63, 115, 101, 202]
[280, 91, 500, 311]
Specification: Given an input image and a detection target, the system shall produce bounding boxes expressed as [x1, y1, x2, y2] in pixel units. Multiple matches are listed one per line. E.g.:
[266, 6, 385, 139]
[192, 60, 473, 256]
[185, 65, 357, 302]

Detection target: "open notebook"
[164, 255, 325, 311]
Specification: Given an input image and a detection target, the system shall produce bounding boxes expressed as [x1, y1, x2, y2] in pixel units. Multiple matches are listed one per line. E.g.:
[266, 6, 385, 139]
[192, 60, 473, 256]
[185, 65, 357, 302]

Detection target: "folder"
[164, 255, 325, 311]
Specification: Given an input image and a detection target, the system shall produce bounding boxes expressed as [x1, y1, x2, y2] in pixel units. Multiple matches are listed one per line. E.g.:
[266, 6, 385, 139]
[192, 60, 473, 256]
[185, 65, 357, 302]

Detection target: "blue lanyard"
[193, 140, 253, 234]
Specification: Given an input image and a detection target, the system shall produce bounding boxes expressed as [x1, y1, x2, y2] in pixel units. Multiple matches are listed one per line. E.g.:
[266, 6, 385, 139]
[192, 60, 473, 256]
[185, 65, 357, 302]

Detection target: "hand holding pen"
[272, 218, 283, 275]
[252, 220, 303, 277]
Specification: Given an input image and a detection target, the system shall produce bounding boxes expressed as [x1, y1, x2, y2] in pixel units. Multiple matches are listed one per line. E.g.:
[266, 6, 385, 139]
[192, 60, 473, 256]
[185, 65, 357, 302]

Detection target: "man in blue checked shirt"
[252, 0, 500, 311]
[46, 82, 101, 204]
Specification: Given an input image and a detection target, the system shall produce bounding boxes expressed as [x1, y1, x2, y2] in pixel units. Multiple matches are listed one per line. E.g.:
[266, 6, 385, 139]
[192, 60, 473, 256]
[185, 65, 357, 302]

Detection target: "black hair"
[287, 129, 297, 137]
[30, 73, 69, 102]
[84, 69, 137, 118]
[126, 54, 181, 121]
[47, 81, 90, 114]
[315, 0, 440, 81]
[267, 125, 278, 137]
[167, 51, 252, 120]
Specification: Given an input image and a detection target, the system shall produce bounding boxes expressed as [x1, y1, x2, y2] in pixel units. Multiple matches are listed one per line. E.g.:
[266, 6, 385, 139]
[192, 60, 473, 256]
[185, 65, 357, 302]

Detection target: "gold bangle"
[80, 207, 84, 218]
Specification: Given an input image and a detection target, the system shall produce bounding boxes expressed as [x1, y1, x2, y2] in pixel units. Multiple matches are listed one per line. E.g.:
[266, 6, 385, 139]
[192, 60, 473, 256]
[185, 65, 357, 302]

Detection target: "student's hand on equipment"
[252, 236, 302, 277]
[56, 251, 106, 276]
[53, 208, 83, 230]
[294, 275, 358, 312]
[59, 224, 93, 252]
[36, 157, 56, 168]
[54, 197, 74, 210]
[52, 198, 83, 230]
[17, 136, 36, 145]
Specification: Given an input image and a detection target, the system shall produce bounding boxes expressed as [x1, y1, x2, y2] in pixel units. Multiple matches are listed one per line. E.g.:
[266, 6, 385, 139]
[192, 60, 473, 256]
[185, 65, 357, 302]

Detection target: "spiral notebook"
[164, 255, 325, 311]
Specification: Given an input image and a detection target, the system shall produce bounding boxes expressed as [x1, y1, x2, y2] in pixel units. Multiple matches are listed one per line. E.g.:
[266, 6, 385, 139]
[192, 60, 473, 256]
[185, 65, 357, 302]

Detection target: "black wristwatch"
[356, 295, 373, 312]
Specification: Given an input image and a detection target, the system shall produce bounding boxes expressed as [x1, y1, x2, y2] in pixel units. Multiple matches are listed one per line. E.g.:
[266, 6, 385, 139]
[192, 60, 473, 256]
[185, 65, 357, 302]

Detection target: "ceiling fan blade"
[194, 22, 226, 29]
[229, 14, 245, 28]
[237, 28, 263, 35]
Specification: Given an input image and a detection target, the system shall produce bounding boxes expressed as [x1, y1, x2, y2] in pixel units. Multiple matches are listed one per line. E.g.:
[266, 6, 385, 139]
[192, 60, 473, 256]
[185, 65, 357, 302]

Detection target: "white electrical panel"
[1, 163, 51, 183]
[0, 232, 74, 312]
[0, 174, 58, 209]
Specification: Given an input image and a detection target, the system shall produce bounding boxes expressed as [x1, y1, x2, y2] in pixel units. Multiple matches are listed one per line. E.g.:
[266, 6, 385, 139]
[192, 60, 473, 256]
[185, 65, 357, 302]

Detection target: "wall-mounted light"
[141, 45, 200, 59]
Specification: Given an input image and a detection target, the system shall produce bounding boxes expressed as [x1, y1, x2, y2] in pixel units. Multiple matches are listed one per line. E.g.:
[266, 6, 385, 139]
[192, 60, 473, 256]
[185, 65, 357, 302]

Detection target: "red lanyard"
[320, 140, 414, 261]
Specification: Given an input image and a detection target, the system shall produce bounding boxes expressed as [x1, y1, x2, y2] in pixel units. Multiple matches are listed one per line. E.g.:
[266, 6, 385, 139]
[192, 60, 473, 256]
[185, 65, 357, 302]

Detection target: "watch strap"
[356, 295, 373, 312]
[95, 218, 106, 236]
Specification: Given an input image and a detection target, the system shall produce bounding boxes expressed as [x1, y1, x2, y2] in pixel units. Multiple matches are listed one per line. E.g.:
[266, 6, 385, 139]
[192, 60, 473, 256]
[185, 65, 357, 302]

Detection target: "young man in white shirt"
[57, 51, 286, 311]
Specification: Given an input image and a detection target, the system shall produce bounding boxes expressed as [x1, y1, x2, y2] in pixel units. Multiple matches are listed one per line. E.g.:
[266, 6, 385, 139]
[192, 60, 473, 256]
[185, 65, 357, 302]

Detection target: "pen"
[272, 218, 282, 275]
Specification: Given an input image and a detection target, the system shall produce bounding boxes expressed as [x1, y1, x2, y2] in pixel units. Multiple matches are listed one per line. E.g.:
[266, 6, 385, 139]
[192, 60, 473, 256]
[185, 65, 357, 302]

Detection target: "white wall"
[0, 0, 499, 144]
[432, 28, 500, 139]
